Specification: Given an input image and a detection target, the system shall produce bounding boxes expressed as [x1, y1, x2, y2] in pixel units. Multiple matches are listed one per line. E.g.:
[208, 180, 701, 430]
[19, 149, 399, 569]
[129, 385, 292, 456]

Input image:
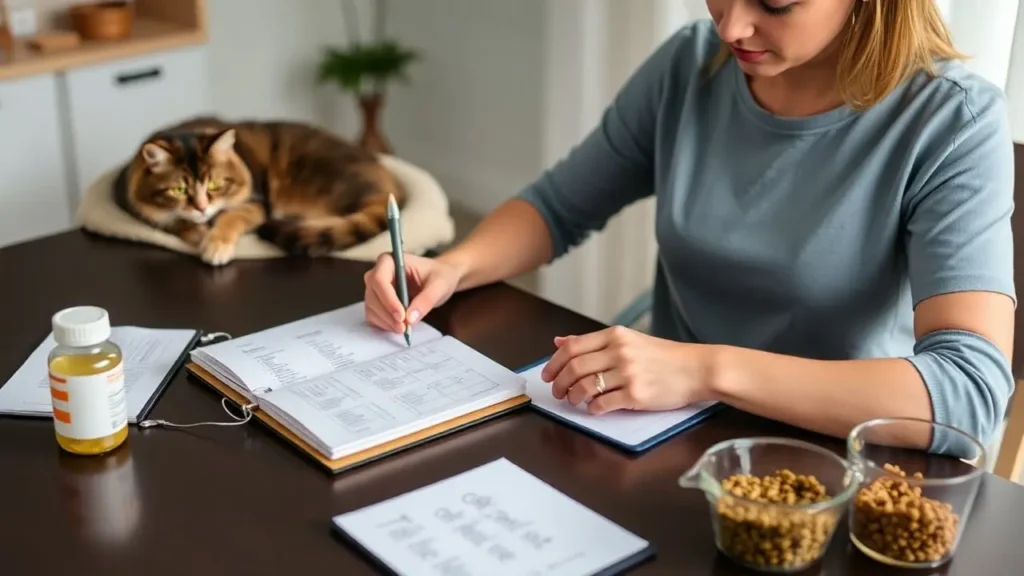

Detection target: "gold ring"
[595, 372, 606, 394]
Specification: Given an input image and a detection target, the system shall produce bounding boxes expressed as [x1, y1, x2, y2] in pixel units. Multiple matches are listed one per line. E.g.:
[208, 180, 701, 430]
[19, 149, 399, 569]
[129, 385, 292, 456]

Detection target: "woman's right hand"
[363, 252, 463, 334]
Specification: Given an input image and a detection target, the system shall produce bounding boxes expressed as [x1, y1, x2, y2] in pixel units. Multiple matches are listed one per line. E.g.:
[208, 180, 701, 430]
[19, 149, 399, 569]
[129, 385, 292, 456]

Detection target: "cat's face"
[133, 129, 252, 225]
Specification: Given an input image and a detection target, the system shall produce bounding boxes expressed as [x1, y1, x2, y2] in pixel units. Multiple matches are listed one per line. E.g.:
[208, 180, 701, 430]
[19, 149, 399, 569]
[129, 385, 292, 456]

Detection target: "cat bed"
[76, 154, 456, 263]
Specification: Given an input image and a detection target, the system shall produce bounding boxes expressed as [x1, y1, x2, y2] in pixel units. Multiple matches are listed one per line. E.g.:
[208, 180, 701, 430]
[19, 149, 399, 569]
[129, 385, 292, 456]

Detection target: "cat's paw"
[168, 222, 209, 248]
[181, 225, 210, 248]
[199, 233, 236, 266]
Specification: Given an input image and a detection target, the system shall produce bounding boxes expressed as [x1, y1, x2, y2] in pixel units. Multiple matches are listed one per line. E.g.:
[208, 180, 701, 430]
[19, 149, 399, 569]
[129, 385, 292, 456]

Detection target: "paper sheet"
[332, 458, 651, 576]
[259, 336, 525, 458]
[0, 326, 197, 422]
[192, 303, 443, 393]
[521, 364, 717, 448]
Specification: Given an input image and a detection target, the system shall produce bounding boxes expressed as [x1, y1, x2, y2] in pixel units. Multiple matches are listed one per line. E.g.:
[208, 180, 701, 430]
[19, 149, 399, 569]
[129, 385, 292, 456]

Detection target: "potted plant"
[317, 0, 419, 155]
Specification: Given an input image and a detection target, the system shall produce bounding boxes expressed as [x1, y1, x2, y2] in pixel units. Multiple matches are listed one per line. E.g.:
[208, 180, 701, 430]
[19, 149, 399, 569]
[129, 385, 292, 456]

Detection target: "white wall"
[202, 0, 1024, 152]
[938, 0, 1020, 95]
[375, 0, 698, 322]
[532, 0, 708, 323]
[201, 0, 637, 319]
[534, 0, 657, 322]
[1007, 0, 1024, 142]
[204, 0, 359, 133]
[382, 0, 547, 217]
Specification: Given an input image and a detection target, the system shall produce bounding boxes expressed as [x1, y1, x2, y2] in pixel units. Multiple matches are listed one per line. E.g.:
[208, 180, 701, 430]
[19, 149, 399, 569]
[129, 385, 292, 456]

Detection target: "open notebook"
[187, 303, 529, 473]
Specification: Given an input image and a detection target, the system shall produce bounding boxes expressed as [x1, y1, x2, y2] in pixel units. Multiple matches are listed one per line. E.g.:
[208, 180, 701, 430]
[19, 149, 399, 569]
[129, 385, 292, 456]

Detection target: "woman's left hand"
[539, 326, 716, 414]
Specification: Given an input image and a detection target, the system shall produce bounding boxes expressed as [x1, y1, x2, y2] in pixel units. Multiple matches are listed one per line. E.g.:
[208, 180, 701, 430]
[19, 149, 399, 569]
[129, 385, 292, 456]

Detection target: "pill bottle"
[48, 306, 128, 455]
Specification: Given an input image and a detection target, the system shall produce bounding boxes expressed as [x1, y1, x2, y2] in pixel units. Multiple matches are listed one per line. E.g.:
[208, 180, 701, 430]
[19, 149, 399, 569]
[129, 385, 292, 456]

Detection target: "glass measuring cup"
[846, 417, 986, 569]
[678, 437, 858, 573]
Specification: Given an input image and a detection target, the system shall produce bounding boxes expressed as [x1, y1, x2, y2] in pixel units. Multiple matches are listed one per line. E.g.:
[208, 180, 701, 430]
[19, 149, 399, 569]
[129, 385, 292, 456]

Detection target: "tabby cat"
[114, 116, 402, 266]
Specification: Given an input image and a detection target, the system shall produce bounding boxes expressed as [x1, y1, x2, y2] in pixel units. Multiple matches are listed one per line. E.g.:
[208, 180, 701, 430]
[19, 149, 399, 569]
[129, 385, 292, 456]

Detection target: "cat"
[114, 116, 402, 266]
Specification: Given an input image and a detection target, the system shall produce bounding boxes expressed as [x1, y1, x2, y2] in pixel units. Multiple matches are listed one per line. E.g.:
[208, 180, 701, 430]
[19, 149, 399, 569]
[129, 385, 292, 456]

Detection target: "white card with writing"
[331, 458, 653, 576]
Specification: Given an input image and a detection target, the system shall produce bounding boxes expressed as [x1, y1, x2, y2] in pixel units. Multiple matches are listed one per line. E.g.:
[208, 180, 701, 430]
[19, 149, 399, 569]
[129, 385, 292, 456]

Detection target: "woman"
[364, 0, 1016, 458]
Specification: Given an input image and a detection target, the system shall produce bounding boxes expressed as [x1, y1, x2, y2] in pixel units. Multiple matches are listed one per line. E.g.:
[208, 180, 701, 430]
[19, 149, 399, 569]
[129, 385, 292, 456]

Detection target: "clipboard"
[515, 356, 722, 453]
[0, 326, 201, 425]
[185, 362, 532, 475]
[133, 328, 203, 423]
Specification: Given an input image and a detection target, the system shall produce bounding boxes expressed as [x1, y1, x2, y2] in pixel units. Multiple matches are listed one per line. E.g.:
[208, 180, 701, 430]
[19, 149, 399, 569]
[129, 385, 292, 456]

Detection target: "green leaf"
[317, 40, 421, 94]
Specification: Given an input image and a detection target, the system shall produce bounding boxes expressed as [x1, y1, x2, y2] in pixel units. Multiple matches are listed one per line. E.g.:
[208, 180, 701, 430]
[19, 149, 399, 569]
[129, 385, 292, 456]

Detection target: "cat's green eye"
[168, 184, 187, 198]
[207, 180, 221, 192]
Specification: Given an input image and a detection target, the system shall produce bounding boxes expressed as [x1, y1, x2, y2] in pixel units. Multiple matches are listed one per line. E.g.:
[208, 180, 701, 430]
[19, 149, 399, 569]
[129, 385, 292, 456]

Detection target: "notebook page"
[192, 302, 443, 393]
[521, 364, 717, 448]
[332, 458, 651, 576]
[258, 336, 525, 458]
[0, 326, 196, 422]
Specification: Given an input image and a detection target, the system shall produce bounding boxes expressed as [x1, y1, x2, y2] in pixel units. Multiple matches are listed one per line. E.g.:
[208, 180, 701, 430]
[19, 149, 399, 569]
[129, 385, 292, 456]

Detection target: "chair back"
[995, 143, 1024, 481]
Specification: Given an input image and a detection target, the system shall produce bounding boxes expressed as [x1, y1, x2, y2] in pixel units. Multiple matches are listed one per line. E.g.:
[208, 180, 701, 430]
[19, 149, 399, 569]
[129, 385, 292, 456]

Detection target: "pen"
[386, 194, 411, 346]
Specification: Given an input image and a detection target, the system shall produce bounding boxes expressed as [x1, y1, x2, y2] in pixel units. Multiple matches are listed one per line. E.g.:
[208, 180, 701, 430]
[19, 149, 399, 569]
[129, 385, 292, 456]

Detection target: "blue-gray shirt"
[519, 20, 1016, 457]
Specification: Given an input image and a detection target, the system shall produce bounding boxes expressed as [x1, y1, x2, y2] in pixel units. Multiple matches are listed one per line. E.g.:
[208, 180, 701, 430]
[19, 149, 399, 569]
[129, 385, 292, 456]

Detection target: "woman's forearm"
[708, 345, 934, 447]
[437, 198, 555, 291]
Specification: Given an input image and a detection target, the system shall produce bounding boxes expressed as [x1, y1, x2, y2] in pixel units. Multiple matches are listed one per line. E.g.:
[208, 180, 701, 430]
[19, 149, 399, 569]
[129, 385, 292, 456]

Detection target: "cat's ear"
[141, 142, 173, 173]
[209, 129, 236, 161]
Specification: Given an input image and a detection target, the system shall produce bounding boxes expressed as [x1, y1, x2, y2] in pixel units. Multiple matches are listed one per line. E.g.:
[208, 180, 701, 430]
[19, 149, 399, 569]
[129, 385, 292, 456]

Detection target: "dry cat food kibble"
[715, 469, 838, 570]
[851, 463, 960, 564]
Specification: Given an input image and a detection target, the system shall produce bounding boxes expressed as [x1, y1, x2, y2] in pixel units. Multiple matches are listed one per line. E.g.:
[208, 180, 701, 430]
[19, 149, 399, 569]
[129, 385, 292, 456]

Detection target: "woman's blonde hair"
[705, 0, 965, 110]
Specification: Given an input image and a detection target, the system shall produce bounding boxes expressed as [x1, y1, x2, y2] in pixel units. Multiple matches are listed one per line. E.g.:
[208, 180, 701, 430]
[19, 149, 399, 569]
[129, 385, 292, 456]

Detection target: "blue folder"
[515, 356, 723, 453]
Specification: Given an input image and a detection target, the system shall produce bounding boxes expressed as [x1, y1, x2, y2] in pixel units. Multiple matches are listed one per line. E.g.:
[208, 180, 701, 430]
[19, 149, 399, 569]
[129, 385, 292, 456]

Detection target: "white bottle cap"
[52, 306, 112, 347]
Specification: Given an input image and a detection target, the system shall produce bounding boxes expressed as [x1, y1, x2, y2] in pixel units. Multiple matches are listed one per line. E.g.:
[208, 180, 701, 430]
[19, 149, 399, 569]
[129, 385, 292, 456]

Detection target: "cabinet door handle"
[115, 67, 163, 86]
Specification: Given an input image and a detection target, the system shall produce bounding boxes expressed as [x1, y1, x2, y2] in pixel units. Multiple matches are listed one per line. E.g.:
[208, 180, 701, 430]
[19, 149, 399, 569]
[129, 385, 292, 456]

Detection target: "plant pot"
[358, 94, 391, 155]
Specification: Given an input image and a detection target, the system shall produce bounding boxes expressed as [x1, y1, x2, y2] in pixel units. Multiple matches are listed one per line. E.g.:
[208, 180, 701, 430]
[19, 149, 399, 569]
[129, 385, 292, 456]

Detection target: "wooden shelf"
[0, 1, 207, 82]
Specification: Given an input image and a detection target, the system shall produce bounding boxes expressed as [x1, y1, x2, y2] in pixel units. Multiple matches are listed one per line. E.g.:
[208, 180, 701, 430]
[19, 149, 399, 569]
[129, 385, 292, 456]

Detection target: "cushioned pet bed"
[76, 155, 456, 262]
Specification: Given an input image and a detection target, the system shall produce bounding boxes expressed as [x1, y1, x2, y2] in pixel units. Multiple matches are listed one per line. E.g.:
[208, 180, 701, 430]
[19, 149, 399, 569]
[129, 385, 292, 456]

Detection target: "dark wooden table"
[2, 231, 1023, 576]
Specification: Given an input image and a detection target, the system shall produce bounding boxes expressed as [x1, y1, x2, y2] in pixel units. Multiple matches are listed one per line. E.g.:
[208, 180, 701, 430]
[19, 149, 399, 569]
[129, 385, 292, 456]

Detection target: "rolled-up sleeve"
[518, 27, 689, 259]
[902, 87, 1017, 458]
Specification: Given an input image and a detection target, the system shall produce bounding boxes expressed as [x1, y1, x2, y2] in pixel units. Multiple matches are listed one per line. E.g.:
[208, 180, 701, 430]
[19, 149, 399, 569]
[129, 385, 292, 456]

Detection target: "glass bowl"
[678, 437, 857, 573]
[846, 417, 985, 569]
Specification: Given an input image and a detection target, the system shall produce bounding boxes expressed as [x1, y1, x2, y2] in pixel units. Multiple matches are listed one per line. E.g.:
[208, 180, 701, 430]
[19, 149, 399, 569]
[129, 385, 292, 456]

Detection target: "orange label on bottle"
[50, 365, 127, 440]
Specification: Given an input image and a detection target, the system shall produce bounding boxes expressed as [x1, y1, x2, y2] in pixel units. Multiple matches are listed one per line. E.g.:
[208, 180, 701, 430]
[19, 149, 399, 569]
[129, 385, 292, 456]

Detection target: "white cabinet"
[0, 73, 73, 247]
[0, 44, 211, 249]
[60, 45, 212, 198]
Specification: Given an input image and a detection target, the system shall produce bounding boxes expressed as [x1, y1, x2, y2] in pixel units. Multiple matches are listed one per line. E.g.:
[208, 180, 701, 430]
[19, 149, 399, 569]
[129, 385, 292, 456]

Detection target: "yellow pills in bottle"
[47, 306, 128, 456]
